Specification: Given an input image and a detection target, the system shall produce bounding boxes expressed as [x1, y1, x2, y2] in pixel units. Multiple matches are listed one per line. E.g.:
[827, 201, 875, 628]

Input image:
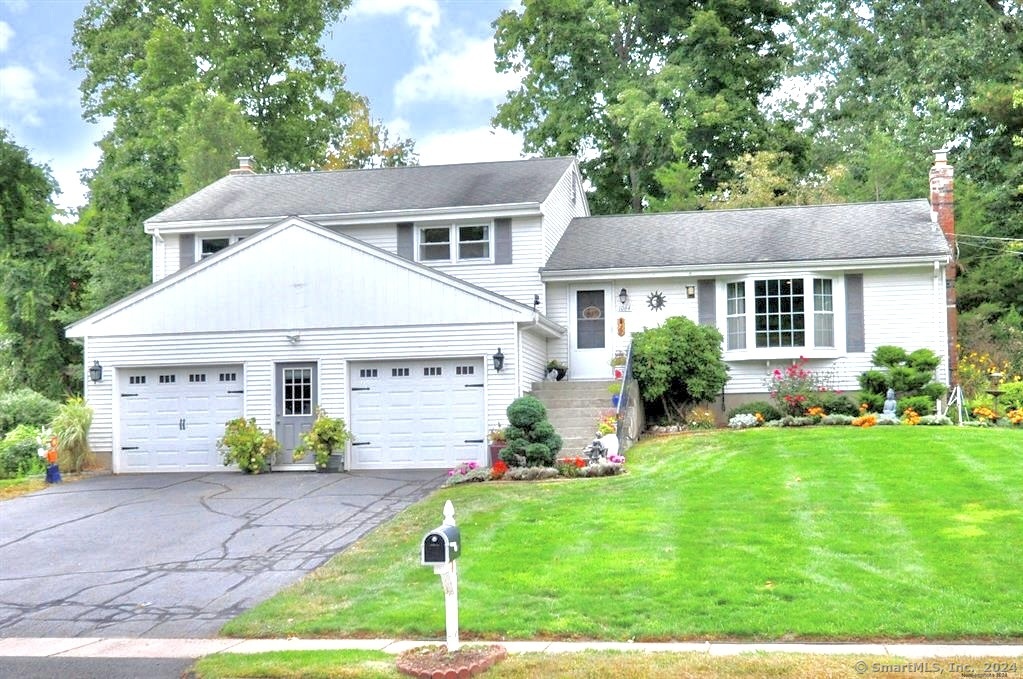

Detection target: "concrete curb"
[1, 637, 1022, 660]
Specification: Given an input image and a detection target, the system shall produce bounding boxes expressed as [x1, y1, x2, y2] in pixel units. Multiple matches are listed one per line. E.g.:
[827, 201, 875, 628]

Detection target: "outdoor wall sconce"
[493, 348, 505, 372]
[618, 288, 629, 305]
[286, 334, 300, 344]
[88, 360, 103, 383]
[533, 294, 541, 310]
[685, 285, 696, 299]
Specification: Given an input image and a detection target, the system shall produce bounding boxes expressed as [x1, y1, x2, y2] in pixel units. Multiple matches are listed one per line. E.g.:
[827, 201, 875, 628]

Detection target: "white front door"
[349, 358, 485, 469]
[119, 365, 244, 472]
[569, 287, 612, 378]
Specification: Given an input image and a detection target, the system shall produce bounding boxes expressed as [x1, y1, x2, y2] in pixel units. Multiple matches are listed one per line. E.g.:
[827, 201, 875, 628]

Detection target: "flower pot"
[317, 454, 344, 473]
[613, 367, 624, 379]
[488, 442, 507, 465]
[611, 394, 621, 408]
[555, 367, 567, 381]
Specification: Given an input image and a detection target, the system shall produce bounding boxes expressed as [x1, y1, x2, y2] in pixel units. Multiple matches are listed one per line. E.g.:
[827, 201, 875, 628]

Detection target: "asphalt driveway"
[0, 470, 444, 638]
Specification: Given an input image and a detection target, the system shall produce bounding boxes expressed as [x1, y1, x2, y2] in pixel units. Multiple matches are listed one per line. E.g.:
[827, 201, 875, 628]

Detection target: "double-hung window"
[417, 224, 491, 263]
[197, 234, 245, 259]
[726, 276, 836, 351]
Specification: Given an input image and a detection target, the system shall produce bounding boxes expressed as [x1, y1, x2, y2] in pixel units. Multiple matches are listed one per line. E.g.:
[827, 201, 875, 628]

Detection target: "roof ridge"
[579, 198, 929, 220]
[233, 155, 575, 179]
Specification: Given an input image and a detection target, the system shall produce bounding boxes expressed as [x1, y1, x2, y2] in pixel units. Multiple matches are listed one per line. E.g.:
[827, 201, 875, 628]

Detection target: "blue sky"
[0, 0, 525, 213]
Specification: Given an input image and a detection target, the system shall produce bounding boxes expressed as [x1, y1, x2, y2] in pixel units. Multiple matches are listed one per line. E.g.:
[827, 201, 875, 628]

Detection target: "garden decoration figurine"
[881, 388, 898, 422]
[39, 432, 61, 484]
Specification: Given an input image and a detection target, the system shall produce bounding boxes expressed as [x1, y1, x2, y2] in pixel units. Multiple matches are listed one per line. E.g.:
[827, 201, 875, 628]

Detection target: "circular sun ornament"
[647, 290, 667, 311]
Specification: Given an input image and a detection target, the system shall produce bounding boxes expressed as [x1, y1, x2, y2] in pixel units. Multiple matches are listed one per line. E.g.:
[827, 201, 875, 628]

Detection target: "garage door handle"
[352, 387, 371, 391]
[121, 393, 138, 397]
[464, 439, 485, 443]
[227, 389, 244, 394]
[179, 418, 185, 430]
[121, 446, 139, 450]
[351, 441, 371, 446]
[465, 383, 484, 387]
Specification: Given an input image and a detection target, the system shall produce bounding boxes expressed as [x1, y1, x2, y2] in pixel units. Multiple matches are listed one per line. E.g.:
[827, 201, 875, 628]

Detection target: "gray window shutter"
[179, 234, 195, 268]
[845, 273, 865, 352]
[697, 279, 716, 326]
[494, 218, 512, 264]
[396, 222, 413, 260]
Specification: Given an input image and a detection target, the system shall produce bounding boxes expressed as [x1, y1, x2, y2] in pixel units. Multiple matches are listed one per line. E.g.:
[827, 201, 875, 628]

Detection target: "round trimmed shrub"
[727, 401, 782, 421]
[501, 395, 562, 468]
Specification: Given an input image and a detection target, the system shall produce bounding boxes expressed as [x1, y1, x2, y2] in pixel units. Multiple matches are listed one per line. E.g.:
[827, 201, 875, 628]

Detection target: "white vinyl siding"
[519, 329, 548, 395]
[723, 266, 948, 394]
[540, 164, 588, 262]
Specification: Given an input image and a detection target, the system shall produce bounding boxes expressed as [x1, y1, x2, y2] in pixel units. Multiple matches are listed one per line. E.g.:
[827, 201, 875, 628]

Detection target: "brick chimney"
[929, 148, 958, 384]
[229, 155, 256, 175]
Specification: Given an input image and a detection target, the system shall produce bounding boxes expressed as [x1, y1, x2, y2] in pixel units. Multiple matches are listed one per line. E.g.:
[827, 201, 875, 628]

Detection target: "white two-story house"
[67, 154, 955, 473]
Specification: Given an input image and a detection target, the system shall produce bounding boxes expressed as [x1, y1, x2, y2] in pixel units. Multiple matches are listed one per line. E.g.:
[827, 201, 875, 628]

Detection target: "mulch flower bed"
[396, 644, 507, 678]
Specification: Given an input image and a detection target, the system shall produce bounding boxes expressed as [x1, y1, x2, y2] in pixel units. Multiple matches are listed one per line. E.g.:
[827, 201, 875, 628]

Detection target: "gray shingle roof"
[543, 200, 949, 271]
[148, 156, 576, 224]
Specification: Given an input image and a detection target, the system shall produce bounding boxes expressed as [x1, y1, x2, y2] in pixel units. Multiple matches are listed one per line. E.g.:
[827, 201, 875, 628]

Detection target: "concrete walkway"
[1, 636, 1021, 659]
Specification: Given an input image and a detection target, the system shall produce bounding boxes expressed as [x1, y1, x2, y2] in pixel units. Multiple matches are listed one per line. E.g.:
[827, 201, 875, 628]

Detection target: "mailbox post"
[421, 499, 461, 651]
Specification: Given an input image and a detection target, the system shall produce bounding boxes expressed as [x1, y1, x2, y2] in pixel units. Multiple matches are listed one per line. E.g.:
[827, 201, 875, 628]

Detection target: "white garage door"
[119, 365, 244, 472]
[349, 358, 485, 469]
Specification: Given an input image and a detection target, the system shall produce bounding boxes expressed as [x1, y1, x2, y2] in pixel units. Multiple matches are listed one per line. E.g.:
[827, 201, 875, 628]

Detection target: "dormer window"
[417, 224, 491, 263]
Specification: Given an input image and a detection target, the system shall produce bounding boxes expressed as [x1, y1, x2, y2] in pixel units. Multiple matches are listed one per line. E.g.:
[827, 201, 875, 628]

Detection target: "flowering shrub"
[596, 410, 618, 436]
[957, 348, 1022, 399]
[491, 459, 508, 479]
[728, 413, 759, 429]
[607, 453, 625, 464]
[1007, 408, 1023, 426]
[766, 357, 832, 416]
[972, 406, 998, 423]
[687, 409, 716, 430]
[806, 406, 825, 420]
[448, 461, 479, 476]
[901, 407, 921, 426]
[852, 414, 878, 428]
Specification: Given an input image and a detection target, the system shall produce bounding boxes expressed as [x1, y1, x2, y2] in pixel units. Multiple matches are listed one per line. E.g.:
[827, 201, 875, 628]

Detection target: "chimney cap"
[932, 147, 950, 165]
[229, 155, 256, 176]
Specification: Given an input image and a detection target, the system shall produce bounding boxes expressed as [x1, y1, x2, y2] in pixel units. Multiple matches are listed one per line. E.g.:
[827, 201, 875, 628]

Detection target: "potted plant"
[487, 426, 508, 465]
[608, 381, 623, 408]
[610, 352, 626, 379]
[218, 418, 279, 474]
[293, 408, 352, 472]
[546, 359, 568, 381]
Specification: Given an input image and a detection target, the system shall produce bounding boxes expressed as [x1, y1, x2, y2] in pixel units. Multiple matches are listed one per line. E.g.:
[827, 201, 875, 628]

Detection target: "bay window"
[726, 276, 836, 352]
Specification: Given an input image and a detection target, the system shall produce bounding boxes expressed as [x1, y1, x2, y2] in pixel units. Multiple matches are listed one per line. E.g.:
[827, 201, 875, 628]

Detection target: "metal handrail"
[614, 342, 633, 449]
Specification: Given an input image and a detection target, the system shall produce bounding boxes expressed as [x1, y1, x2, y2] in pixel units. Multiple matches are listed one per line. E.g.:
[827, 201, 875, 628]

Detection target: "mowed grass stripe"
[223, 427, 1023, 641]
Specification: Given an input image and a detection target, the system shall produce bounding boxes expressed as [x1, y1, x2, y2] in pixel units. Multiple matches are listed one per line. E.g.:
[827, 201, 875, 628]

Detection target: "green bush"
[0, 389, 60, 437]
[217, 418, 279, 473]
[858, 370, 889, 394]
[502, 395, 562, 467]
[858, 391, 884, 413]
[872, 345, 908, 368]
[1000, 381, 1023, 410]
[922, 381, 948, 401]
[0, 424, 44, 479]
[727, 401, 782, 421]
[631, 316, 729, 422]
[821, 414, 854, 425]
[898, 395, 936, 416]
[907, 348, 941, 372]
[889, 366, 931, 393]
[806, 391, 859, 416]
[52, 397, 93, 473]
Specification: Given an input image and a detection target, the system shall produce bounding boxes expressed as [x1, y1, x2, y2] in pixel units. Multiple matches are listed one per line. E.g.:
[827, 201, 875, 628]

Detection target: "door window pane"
[283, 368, 312, 416]
[576, 290, 605, 349]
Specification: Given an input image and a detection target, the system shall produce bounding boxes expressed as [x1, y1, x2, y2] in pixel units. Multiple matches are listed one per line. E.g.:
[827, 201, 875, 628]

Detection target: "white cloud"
[0, 20, 13, 52]
[394, 37, 520, 109]
[415, 126, 525, 166]
[350, 0, 440, 54]
[0, 64, 41, 124]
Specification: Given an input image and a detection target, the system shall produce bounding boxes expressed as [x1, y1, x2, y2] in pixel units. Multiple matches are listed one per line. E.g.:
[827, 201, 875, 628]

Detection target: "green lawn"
[224, 427, 1023, 641]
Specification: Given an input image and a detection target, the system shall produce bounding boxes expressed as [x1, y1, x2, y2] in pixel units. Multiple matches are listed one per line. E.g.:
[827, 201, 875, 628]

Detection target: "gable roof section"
[67, 217, 559, 338]
[543, 199, 949, 275]
[147, 157, 578, 226]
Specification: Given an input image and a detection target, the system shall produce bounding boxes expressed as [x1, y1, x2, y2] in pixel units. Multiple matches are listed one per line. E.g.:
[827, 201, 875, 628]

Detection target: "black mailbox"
[421, 525, 461, 565]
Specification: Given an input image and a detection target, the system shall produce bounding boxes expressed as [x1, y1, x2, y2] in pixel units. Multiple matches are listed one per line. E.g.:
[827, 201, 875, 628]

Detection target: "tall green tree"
[493, 0, 791, 214]
[0, 130, 83, 398]
[71, 0, 414, 312]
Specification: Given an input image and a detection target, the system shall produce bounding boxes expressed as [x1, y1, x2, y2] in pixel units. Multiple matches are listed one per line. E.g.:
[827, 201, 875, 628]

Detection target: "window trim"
[414, 222, 493, 264]
[721, 274, 844, 358]
[196, 234, 245, 260]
